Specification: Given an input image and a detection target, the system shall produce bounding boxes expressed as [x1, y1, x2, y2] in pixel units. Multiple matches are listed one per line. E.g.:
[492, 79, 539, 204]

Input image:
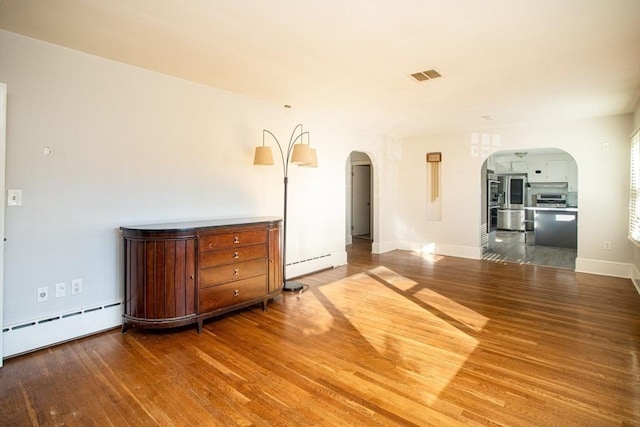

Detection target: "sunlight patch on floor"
[317, 267, 481, 405]
[290, 290, 336, 337]
[367, 265, 418, 291]
[411, 251, 446, 262]
[414, 287, 489, 333]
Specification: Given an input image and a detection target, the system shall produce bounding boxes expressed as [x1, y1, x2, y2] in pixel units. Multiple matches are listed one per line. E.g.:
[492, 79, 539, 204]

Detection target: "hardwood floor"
[1, 239, 639, 426]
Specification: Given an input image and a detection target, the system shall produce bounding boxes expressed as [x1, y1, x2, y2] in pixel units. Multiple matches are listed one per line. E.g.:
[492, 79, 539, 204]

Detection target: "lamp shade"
[290, 143, 313, 164]
[253, 146, 274, 165]
[300, 148, 318, 168]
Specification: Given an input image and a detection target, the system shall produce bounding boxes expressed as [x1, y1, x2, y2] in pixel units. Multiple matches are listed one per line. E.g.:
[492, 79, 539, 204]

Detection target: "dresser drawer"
[199, 230, 267, 251]
[199, 258, 267, 288]
[198, 275, 267, 313]
[199, 244, 267, 269]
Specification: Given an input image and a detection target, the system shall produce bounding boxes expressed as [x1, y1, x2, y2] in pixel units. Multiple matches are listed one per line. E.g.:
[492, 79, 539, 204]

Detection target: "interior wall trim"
[394, 240, 482, 260]
[575, 257, 633, 279]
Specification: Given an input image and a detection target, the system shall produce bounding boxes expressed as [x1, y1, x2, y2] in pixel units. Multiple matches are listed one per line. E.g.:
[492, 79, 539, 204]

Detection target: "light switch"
[7, 189, 22, 206]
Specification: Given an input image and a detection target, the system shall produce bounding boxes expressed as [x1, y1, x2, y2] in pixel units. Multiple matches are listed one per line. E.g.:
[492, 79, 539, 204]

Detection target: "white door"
[0, 83, 6, 367]
[352, 165, 371, 237]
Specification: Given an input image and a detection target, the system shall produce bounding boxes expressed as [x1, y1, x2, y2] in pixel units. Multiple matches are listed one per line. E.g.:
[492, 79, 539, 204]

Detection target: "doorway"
[481, 148, 578, 270]
[352, 165, 371, 238]
[346, 152, 373, 248]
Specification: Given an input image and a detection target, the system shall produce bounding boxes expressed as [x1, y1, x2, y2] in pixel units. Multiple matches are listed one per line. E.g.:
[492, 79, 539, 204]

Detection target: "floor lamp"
[253, 124, 318, 292]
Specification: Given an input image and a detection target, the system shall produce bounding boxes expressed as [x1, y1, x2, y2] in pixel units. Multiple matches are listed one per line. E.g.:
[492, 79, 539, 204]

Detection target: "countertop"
[524, 207, 578, 212]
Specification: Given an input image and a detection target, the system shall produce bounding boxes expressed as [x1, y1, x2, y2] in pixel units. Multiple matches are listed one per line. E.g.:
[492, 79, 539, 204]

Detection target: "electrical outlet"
[71, 279, 82, 295]
[37, 286, 49, 303]
[603, 241, 612, 250]
[55, 282, 66, 298]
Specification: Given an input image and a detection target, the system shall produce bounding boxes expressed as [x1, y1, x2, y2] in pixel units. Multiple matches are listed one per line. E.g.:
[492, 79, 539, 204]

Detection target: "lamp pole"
[260, 124, 311, 292]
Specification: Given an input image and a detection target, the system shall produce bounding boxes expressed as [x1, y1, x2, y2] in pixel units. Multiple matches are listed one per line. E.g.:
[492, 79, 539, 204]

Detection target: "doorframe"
[0, 83, 7, 366]
[351, 164, 372, 238]
[346, 151, 374, 249]
[481, 148, 579, 270]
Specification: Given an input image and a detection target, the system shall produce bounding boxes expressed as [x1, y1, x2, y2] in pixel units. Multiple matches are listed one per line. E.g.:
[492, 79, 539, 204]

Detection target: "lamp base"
[282, 280, 304, 292]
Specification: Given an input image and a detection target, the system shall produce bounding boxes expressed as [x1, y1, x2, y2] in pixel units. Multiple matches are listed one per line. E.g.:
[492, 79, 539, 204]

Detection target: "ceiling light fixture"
[514, 152, 528, 158]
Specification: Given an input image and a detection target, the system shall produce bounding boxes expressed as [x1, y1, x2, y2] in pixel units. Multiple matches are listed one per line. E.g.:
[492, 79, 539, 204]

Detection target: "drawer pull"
[233, 289, 240, 297]
[233, 268, 239, 276]
[233, 236, 240, 244]
[189, 275, 194, 280]
[233, 252, 240, 259]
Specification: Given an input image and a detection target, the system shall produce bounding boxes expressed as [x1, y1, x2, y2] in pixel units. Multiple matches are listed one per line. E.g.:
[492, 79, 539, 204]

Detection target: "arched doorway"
[346, 151, 373, 250]
[481, 148, 578, 269]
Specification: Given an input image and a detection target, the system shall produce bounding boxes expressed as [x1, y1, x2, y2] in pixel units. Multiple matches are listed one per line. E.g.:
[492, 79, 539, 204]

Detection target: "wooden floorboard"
[1, 239, 639, 426]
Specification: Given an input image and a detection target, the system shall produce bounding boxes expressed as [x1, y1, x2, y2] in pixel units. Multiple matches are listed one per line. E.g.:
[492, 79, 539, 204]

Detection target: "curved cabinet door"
[124, 237, 196, 326]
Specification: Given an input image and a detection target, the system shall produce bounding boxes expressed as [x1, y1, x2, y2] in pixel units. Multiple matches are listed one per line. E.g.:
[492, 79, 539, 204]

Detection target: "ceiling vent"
[410, 69, 442, 82]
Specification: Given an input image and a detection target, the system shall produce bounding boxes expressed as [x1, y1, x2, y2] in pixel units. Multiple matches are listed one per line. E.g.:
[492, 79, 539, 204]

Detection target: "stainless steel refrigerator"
[497, 174, 527, 231]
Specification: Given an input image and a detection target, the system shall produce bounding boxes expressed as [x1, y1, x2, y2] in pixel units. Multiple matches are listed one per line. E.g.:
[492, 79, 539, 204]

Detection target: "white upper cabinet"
[528, 161, 546, 182]
[547, 160, 569, 182]
[495, 160, 528, 173]
[496, 161, 511, 173]
[511, 161, 528, 173]
[493, 151, 578, 191]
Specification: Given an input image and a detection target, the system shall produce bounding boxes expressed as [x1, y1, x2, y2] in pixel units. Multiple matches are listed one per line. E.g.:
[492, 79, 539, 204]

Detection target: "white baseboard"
[434, 243, 483, 260]
[575, 258, 633, 279]
[332, 250, 348, 267]
[372, 240, 401, 254]
[393, 240, 481, 260]
[373, 243, 636, 282]
[3, 301, 123, 359]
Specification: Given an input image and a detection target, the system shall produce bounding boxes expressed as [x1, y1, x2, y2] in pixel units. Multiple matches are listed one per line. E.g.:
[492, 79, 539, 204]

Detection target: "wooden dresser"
[120, 217, 282, 333]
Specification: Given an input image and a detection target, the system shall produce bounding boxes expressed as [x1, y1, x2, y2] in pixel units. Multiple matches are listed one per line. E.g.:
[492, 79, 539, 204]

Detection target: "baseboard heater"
[286, 253, 334, 279]
[2, 301, 123, 359]
[2, 254, 336, 359]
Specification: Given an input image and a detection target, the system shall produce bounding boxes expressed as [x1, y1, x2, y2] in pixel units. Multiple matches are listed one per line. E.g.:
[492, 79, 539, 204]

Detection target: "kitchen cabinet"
[511, 161, 528, 173]
[529, 208, 577, 248]
[496, 160, 528, 173]
[496, 161, 511, 173]
[527, 159, 576, 190]
[547, 160, 569, 181]
[486, 154, 496, 172]
[528, 161, 546, 182]
[493, 152, 577, 190]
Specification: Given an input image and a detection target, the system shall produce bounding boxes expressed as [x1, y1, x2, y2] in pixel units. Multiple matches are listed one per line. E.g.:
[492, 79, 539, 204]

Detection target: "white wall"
[393, 115, 635, 277]
[0, 30, 387, 354]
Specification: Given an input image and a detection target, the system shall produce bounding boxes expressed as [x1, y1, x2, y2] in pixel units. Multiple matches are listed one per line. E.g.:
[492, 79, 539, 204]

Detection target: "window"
[630, 129, 640, 244]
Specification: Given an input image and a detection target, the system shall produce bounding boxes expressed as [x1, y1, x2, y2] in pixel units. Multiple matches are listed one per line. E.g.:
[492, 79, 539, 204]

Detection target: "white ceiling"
[1, 0, 639, 137]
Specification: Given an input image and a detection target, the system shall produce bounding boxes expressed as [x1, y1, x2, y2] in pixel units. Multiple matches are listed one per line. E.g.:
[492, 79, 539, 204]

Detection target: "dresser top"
[120, 216, 282, 232]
